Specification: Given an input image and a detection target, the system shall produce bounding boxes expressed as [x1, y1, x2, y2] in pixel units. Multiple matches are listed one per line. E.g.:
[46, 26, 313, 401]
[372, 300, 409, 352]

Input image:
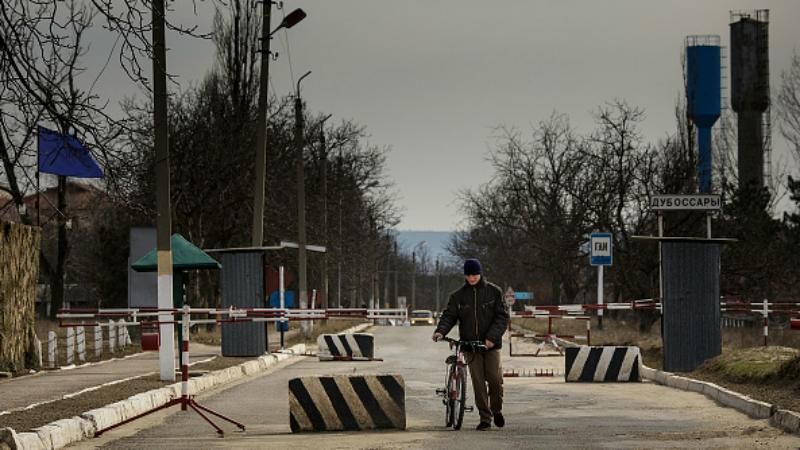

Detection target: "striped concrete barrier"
[565, 346, 642, 382]
[317, 333, 375, 361]
[289, 374, 405, 432]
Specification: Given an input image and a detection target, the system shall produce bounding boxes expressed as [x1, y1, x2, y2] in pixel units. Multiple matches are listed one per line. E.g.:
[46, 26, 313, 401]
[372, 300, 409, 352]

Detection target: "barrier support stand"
[95, 305, 246, 437]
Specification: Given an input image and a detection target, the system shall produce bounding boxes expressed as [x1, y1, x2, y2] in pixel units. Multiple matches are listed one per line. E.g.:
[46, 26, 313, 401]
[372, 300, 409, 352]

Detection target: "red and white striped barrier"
[503, 368, 558, 377]
[513, 298, 661, 316]
[92, 305, 246, 437]
[508, 315, 591, 357]
[57, 307, 408, 328]
[506, 298, 800, 349]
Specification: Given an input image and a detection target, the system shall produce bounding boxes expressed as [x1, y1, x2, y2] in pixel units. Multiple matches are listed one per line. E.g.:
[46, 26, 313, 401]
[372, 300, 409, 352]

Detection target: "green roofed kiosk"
[132, 233, 221, 360]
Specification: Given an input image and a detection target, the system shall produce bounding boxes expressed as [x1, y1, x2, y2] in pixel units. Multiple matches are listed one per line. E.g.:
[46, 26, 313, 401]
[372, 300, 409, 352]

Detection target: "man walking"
[433, 258, 509, 430]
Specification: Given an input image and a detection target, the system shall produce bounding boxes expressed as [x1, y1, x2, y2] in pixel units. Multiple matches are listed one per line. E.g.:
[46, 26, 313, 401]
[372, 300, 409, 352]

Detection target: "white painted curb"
[641, 365, 789, 428]
[771, 409, 800, 434]
[1, 343, 307, 450]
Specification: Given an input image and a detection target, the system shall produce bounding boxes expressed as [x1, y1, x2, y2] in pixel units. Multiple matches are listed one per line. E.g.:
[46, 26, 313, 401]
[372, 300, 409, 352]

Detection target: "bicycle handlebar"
[440, 336, 487, 349]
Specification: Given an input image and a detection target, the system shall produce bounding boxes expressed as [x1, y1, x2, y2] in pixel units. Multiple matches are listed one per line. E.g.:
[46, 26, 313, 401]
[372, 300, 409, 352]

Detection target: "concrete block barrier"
[565, 346, 642, 382]
[317, 333, 375, 361]
[289, 374, 405, 432]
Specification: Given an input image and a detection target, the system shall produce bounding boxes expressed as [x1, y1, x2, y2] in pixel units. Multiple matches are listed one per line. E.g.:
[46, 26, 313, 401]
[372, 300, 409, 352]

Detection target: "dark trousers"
[467, 349, 503, 423]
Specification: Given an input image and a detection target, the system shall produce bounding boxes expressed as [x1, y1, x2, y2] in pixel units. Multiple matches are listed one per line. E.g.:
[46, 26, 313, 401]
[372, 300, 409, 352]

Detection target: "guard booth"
[218, 251, 266, 357]
[131, 233, 222, 353]
[659, 237, 731, 372]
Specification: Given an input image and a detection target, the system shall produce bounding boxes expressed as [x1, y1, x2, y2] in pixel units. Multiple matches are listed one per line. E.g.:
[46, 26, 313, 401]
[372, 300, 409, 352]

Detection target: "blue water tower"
[686, 36, 721, 194]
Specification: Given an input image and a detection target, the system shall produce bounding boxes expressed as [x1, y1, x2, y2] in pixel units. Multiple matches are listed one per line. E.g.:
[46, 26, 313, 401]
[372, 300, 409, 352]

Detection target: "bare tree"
[777, 52, 800, 164]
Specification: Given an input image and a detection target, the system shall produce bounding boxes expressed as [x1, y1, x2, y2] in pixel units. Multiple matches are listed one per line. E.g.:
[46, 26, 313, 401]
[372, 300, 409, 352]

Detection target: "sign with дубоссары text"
[649, 194, 721, 211]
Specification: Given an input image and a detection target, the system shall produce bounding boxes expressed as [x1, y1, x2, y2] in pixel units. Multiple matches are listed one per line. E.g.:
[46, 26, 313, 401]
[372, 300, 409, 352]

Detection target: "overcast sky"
[85, 0, 800, 231]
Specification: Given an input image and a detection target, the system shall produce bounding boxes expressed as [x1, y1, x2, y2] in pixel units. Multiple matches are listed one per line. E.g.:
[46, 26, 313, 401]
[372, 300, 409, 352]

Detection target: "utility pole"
[337, 147, 343, 308]
[319, 115, 331, 309]
[152, 0, 175, 382]
[411, 250, 416, 310]
[435, 256, 440, 314]
[383, 234, 390, 309]
[251, 0, 272, 247]
[296, 70, 311, 335]
[393, 241, 398, 309]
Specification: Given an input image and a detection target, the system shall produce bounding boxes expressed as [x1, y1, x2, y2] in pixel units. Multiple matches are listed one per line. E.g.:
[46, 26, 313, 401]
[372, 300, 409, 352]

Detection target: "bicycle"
[435, 337, 486, 430]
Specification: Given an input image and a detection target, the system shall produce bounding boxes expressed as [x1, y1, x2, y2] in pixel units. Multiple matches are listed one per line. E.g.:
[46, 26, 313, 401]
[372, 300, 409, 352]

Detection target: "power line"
[279, 4, 296, 91]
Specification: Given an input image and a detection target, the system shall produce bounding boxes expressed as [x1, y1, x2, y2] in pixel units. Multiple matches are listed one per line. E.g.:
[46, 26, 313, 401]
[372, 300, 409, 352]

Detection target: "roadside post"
[279, 265, 287, 349]
[590, 233, 613, 330]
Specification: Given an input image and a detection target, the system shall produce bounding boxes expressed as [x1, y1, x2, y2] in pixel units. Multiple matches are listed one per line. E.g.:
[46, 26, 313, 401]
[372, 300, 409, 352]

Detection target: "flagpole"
[36, 145, 40, 227]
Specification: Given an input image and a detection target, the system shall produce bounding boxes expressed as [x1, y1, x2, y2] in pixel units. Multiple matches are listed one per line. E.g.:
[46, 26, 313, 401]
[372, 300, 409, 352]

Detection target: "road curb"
[771, 409, 800, 434]
[641, 365, 796, 432]
[1, 343, 307, 450]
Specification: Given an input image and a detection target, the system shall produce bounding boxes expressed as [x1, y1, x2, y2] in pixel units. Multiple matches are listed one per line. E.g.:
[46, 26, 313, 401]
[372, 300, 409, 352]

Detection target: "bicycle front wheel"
[452, 366, 467, 430]
[445, 364, 455, 427]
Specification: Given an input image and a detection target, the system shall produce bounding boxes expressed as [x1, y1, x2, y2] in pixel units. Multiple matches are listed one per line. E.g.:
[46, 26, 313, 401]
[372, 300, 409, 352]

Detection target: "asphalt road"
[74, 326, 799, 449]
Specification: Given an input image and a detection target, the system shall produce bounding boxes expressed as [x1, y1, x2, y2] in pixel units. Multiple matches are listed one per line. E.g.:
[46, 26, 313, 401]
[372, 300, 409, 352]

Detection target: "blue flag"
[37, 126, 104, 178]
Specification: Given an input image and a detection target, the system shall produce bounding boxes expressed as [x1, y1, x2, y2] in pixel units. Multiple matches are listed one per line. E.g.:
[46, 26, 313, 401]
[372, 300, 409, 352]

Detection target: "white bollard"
[48, 331, 57, 368]
[36, 335, 43, 369]
[77, 327, 86, 362]
[108, 320, 116, 353]
[94, 325, 102, 357]
[66, 327, 75, 365]
[763, 300, 769, 347]
[117, 319, 125, 348]
[125, 325, 132, 346]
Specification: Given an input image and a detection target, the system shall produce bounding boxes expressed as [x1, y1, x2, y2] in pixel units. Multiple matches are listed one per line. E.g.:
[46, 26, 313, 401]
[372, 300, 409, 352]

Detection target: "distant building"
[23, 181, 109, 230]
[0, 189, 23, 222]
[22, 181, 112, 316]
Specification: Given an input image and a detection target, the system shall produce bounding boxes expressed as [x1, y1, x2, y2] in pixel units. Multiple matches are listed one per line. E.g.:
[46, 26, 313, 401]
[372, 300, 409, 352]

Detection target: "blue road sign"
[514, 292, 535, 301]
[590, 233, 613, 266]
[268, 290, 295, 308]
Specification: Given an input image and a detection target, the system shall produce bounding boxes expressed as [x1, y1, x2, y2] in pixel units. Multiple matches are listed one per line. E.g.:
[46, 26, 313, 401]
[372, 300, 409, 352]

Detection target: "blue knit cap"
[463, 258, 482, 275]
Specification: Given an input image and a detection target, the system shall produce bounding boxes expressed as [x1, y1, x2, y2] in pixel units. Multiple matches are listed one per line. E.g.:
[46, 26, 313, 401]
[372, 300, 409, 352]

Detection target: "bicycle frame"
[437, 337, 485, 429]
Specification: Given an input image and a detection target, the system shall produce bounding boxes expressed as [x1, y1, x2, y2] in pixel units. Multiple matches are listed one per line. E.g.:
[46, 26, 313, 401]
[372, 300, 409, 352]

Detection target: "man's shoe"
[493, 412, 505, 428]
[476, 422, 491, 431]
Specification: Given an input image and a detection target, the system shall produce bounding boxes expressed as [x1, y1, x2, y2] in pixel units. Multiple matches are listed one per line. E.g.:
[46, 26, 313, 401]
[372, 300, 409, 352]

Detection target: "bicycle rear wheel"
[452, 366, 467, 430]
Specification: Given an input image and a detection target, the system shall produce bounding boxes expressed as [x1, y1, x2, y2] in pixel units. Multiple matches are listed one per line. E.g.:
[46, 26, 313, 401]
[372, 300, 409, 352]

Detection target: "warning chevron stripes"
[317, 333, 375, 360]
[289, 374, 406, 432]
[565, 346, 642, 382]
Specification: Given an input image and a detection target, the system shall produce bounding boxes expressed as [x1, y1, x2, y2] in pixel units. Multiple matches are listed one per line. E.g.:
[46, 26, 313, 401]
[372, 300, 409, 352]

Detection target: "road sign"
[650, 194, 721, 211]
[269, 290, 295, 308]
[504, 287, 515, 306]
[514, 292, 534, 301]
[590, 233, 612, 266]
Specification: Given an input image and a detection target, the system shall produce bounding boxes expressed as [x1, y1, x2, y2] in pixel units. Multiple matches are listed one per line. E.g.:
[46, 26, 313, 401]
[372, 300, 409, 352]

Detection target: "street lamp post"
[411, 241, 426, 310]
[295, 70, 311, 336]
[251, 7, 307, 247]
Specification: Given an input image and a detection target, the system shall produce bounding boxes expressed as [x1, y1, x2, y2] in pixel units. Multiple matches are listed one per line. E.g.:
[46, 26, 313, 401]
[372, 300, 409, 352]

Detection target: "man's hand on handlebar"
[484, 339, 495, 349]
[432, 332, 444, 342]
